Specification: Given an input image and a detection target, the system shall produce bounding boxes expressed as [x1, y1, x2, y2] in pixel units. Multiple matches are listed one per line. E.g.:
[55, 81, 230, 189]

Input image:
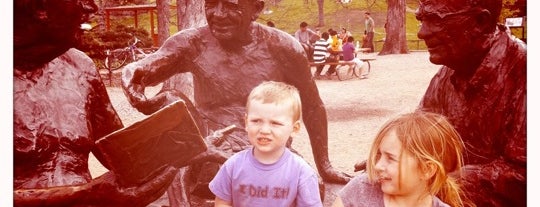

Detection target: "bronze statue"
[416, 0, 526, 206]
[121, 0, 351, 205]
[14, 0, 178, 206]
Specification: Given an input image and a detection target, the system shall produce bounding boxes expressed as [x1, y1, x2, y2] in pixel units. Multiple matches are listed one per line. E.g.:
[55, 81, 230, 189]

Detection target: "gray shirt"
[365, 17, 375, 33]
[338, 173, 450, 207]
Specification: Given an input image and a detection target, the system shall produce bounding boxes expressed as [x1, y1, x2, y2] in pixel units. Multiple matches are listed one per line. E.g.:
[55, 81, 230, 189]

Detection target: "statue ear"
[472, 9, 494, 34]
[251, 0, 265, 21]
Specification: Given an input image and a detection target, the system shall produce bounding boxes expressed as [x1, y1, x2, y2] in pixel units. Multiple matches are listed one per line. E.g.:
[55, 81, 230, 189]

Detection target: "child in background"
[209, 81, 323, 207]
[329, 29, 342, 52]
[342, 36, 368, 79]
[333, 110, 474, 207]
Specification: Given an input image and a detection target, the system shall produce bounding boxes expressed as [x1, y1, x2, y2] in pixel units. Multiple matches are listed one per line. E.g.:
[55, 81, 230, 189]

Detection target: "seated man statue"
[416, 0, 526, 206]
[121, 0, 351, 205]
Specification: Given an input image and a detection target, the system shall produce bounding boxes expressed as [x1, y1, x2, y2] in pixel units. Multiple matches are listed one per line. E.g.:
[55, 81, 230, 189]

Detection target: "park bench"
[309, 56, 376, 81]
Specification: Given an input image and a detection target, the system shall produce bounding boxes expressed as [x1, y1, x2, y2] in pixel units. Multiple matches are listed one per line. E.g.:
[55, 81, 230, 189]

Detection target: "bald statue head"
[204, 0, 264, 46]
[14, 0, 98, 70]
[415, 0, 502, 75]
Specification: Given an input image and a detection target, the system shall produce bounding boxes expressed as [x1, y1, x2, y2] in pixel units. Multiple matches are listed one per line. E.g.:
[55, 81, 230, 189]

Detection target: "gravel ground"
[89, 51, 440, 206]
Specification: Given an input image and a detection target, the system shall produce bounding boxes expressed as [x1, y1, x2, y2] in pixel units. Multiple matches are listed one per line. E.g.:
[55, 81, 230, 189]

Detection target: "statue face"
[14, 0, 98, 68]
[415, 0, 484, 67]
[14, 0, 97, 49]
[204, 0, 262, 42]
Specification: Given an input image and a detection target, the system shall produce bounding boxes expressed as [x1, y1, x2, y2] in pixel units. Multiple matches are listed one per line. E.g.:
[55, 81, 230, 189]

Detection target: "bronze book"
[94, 100, 207, 187]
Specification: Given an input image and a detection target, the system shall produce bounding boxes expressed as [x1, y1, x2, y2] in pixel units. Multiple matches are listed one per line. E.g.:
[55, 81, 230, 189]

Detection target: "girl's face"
[245, 99, 300, 161]
[374, 130, 429, 198]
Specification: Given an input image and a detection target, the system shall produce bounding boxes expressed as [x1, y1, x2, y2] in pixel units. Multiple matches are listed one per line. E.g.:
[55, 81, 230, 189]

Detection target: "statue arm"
[14, 167, 178, 207]
[281, 46, 352, 183]
[121, 34, 192, 113]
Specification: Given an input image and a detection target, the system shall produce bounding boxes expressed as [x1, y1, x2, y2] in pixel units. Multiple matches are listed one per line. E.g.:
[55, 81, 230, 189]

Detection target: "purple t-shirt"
[209, 147, 322, 207]
[342, 42, 356, 61]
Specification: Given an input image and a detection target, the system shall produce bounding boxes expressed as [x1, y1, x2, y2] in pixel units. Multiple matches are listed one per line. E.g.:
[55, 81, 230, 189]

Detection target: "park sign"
[505, 17, 523, 27]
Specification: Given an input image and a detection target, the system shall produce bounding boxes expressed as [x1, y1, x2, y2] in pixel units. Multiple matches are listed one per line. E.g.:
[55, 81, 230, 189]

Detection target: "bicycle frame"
[104, 36, 152, 71]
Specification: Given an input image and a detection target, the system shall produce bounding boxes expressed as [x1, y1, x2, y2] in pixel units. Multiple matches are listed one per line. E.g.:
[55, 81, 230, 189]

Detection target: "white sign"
[505, 17, 523, 27]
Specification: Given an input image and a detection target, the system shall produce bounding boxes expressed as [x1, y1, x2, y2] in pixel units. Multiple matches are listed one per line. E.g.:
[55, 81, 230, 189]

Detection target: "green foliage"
[258, 0, 387, 36]
[81, 0, 524, 56]
[78, 25, 153, 61]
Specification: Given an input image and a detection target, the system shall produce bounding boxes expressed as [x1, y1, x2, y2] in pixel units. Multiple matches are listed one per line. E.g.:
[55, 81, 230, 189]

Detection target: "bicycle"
[99, 36, 157, 85]
[104, 36, 157, 71]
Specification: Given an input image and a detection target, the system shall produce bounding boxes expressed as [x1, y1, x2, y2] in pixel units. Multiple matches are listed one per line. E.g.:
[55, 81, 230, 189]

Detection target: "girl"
[333, 111, 474, 207]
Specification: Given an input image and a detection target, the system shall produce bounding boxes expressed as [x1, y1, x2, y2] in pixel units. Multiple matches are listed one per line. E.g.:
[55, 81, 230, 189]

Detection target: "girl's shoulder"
[338, 173, 384, 206]
[432, 196, 451, 207]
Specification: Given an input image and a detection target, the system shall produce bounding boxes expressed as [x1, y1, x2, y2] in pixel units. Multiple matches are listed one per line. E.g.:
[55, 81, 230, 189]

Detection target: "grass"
[104, 0, 429, 51]
[257, 0, 426, 51]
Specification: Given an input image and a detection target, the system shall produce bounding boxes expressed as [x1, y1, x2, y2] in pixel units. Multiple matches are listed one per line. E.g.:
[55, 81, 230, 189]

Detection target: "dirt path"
[89, 51, 440, 206]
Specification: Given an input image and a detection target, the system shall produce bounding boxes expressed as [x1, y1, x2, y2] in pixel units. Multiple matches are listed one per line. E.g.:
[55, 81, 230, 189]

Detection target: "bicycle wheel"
[105, 50, 128, 71]
[336, 65, 356, 81]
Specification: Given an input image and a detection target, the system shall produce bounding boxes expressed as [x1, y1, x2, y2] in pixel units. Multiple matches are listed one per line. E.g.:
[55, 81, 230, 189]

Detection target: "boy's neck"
[253, 147, 286, 164]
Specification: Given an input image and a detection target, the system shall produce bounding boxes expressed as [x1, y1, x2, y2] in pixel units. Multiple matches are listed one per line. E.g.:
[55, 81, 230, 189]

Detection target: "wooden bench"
[308, 57, 376, 81]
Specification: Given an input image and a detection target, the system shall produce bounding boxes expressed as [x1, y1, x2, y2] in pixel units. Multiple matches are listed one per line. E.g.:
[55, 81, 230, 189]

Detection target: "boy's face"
[245, 99, 300, 160]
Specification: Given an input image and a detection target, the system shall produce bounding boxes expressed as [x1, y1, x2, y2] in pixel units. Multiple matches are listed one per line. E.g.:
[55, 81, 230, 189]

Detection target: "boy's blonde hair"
[246, 81, 302, 122]
[366, 110, 473, 207]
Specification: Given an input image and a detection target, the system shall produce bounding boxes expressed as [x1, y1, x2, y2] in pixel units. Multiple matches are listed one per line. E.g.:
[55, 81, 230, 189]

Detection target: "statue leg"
[167, 168, 191, 206]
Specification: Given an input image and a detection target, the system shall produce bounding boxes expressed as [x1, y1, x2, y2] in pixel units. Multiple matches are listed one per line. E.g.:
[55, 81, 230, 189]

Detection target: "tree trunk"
[157, 0, 170, 46]
[317, 0, 325, 27]
[176, 0, 207, 30]
[379, 0, 408, 55]
[157, 0, 207, 104]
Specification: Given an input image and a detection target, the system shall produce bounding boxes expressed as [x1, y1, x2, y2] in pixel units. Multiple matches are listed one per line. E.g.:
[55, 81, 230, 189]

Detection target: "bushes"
[78, 24, 153, 65]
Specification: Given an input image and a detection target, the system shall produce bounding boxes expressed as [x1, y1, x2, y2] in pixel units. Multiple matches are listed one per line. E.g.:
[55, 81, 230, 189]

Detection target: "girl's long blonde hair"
[366, 110, 475, 207]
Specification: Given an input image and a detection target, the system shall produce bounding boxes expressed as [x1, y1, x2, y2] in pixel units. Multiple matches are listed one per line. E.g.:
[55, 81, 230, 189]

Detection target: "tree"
[158, 0, 207, 106]
[379, 0, 408, 55]
[157, 0, 170, 46]
[317, 0, 325, 27]
[176, 0, 207, 30]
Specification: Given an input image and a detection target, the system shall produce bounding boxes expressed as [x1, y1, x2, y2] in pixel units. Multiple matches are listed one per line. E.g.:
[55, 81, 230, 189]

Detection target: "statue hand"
[136, 91, 181, 115]
[354, 160, 367, 172]
[122, 66, 148, 110]
[87, 166, 178, 207]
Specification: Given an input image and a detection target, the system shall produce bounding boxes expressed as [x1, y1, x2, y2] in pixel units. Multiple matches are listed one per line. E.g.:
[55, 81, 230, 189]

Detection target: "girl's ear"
[422, 161, 437, 180]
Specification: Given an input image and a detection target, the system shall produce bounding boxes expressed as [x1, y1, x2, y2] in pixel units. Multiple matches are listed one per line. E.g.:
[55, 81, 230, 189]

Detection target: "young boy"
[209, 81, 323, 207]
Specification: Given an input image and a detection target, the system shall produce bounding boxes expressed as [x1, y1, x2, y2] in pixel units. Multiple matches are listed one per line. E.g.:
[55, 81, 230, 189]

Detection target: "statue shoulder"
[165, 26, 209, 46]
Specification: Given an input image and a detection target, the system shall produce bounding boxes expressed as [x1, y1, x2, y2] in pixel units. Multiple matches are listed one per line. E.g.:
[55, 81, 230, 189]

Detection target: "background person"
[294, 21, 319, 61]
[338, 27, 352, 42]
[363, 12, 375, 52]
[209, 81, 323, 207]
[342, 36, 368, 79]
[312, 32, 338, 80]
